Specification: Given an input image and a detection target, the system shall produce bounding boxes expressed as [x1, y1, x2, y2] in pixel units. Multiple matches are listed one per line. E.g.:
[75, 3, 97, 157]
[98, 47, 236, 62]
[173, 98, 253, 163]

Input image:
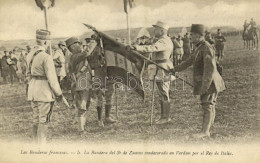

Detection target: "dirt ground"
[0, 35, 259, 145]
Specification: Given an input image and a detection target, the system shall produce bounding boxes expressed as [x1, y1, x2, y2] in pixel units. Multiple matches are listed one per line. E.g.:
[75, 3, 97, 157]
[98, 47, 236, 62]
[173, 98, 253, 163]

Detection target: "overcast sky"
[0, 0, 259, 40]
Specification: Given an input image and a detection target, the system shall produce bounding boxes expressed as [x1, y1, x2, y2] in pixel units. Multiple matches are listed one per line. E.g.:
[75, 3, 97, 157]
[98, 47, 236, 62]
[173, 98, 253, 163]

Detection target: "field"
[0, 35, 259, 145]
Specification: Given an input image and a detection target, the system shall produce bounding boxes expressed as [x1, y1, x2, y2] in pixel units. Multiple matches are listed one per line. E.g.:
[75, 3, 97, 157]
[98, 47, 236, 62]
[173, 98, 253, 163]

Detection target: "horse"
[243, 27, 259, 50]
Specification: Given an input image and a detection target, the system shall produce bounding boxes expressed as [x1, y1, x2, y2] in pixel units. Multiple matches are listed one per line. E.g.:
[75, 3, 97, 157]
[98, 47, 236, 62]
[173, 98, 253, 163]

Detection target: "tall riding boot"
[37, 124, 48, 145]
[155, 101, 171, 125]
[192, 105, 213, 139]
[155, 101, 164, 122]
[105, 105, 117, 123]
[32, 124, 38, 143]
[97, 106, 104, 127]
[78, 116, 87, 132]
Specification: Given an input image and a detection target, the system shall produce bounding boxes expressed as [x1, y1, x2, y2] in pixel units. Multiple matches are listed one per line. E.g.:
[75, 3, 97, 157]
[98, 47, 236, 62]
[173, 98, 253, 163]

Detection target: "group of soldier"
[243, 18, 257, 33]
[1, 19, 227, 144]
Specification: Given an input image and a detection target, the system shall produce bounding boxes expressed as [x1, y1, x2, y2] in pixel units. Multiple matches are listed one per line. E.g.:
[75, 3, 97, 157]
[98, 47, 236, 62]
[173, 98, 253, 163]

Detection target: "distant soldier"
[172, 24, 226, 138]
[250, 18, 257, 33]
[53, 41, 66, 83]
[131, 21, 174, 124]
[0, 50, 9, 83]
[86, 35, 117, 127]
[16, 49, 27, 83]
[182, 32, 191, 61]
[173, 33, 184, 65]
[243, 20, 249, 32]
[7, 51, 19, 84]
[26, 29, 63, 144]
[214, 29, 226, 61]
[66, 37, 93, 132]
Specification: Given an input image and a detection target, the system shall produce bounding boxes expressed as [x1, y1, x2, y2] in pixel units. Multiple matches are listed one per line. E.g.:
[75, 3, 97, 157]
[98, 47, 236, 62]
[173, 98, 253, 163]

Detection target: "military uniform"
[26, 29, 62, 144]
[214, 31, 226, 61]
[134, 21, 174, 124]
[66, 37, 94, 132]
[52, 48, 66, 82]
[0, 52, 9, 83]
[86, 38, 117, 127]
[174, 24, 226, 138]
[182, 34, 191, 61]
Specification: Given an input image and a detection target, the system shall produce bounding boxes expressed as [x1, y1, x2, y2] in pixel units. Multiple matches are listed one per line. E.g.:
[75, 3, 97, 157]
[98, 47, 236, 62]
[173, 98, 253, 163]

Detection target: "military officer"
[65, 37, 94, 132]
[172, 24, 226, 138]
[86, 35, 117, 127]
[130, 21, 174, 124]
[26, 29, 63, 144]
[214, 29, 226, 61]
[0, 50, 9, 83]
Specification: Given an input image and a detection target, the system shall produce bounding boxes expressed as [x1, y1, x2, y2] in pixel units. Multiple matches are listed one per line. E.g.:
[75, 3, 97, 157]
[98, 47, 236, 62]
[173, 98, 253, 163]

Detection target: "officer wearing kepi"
[172, 24, 226, 138]
[65, 37, 95, 132]
[131, 21, 174, 124]
[26, 29, 63, 144]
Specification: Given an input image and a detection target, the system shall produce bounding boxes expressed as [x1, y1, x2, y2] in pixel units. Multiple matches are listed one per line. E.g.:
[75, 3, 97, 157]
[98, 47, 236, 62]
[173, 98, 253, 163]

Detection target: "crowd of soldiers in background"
[0, 27, 227, 86]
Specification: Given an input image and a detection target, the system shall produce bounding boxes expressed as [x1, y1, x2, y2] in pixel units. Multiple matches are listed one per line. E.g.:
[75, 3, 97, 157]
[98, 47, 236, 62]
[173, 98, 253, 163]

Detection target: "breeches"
[31, 101, 54, 124]
[156, 81, 170, 101]
[200, 92, 218, 109]
[74, 90, 91, 116]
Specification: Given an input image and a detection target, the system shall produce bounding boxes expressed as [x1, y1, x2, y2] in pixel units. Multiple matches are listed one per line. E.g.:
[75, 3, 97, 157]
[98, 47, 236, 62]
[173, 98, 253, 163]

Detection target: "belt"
[32, 76, 47, 80]
[152, 59, 170, 64]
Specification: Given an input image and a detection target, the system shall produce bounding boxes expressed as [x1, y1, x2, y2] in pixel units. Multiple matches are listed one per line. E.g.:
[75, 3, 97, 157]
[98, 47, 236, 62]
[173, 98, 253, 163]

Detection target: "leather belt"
[32, 76, 47, 80]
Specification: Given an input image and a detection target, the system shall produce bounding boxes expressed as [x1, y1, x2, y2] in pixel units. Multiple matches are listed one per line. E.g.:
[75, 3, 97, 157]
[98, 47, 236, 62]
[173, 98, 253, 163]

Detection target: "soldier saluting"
[171, 24, 226, 138]
[26, 29, 63, 144]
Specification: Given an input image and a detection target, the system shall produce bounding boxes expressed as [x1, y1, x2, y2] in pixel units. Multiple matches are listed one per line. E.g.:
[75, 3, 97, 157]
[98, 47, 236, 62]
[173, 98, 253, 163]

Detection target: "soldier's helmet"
[58, 41, 66, 46]
[65, 37, 81, 48]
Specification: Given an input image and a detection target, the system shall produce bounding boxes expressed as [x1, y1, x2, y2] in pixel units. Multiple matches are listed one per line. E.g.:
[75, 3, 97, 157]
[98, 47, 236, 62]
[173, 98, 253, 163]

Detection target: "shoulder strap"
[29, 50, 43, 74]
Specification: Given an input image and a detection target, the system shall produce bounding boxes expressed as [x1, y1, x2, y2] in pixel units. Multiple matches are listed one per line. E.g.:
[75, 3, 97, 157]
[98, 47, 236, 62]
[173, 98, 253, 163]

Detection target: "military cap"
[36, 29, 51, 40]
[58, 41, 66, 46]
[190, 24, 204, 35]
[153, 21, 169, 30]
[65, 37, 81, 48]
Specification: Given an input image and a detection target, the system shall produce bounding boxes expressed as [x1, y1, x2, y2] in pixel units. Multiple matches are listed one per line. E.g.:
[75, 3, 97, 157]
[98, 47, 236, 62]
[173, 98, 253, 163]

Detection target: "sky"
[0, 0, 259, 40]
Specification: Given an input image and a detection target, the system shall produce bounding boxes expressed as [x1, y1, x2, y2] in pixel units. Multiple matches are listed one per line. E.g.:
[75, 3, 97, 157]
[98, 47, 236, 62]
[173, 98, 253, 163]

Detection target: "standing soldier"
[205, 31, 215, 45]
[171, 24, 226, 138]
[86, 35, 117, 127]
[183, 32, 191, 61]
[215, 29, 226, 61]
[173, 34, 184, 65]
[65, 37, 94, 132]
[1, 50, 9, 83]
[26, 29, 63, 144]
[130, 21, 174, 124]
[52, 41, 66, 84]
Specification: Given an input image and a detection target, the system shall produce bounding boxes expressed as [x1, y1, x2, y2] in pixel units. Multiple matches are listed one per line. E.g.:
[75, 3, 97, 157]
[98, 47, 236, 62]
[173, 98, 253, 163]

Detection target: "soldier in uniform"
[250, 18, 257, 33]
[182, 32, 191, 61]
[26, 29, 63, 144]
[171, 24, 226, 138]
[53, 41, 66, 84]
[214, 29, 226, 61]
[86, 35, 117, 127]
[130, 21, 174, 124]
[0, 50, 9, 83]
[65, 37, 94, 132]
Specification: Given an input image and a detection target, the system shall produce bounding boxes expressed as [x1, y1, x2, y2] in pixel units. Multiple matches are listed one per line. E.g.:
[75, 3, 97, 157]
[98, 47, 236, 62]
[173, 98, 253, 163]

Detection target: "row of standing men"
[26, 21, 225, 144]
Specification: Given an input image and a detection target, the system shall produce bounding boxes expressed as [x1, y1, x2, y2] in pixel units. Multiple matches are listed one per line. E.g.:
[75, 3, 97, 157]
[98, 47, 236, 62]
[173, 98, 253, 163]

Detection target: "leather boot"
[192, 105, 213, 139]
[155, 101, 164, 122]
[78, 116, 87, 132]
[96, 106, 104, 127]
[37, 124, 48, 145]
[105, 105, 117, 123]
[32, 124, 38, 143]
[155, 101, 171, 124]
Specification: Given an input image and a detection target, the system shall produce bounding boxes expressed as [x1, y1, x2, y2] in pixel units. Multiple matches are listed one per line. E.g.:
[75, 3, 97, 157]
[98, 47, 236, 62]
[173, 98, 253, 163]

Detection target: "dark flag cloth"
[35, 0, 55, 10]
[83, 24, 145, 99]
[123, 0, 134, 13]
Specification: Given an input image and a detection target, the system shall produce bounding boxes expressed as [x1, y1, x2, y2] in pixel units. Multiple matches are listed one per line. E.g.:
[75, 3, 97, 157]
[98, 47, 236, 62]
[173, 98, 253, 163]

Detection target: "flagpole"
[43, 6, 52, 56]
[126, 12, 131, 45]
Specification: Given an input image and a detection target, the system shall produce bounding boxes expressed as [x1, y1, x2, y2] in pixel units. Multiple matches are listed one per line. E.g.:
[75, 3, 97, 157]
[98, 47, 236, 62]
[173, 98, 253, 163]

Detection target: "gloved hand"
[126, 45, 136, 51]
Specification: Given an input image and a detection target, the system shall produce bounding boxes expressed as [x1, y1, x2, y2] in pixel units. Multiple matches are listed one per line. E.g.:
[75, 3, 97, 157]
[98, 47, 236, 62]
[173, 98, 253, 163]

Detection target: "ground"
[0, 35, 259, 145]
